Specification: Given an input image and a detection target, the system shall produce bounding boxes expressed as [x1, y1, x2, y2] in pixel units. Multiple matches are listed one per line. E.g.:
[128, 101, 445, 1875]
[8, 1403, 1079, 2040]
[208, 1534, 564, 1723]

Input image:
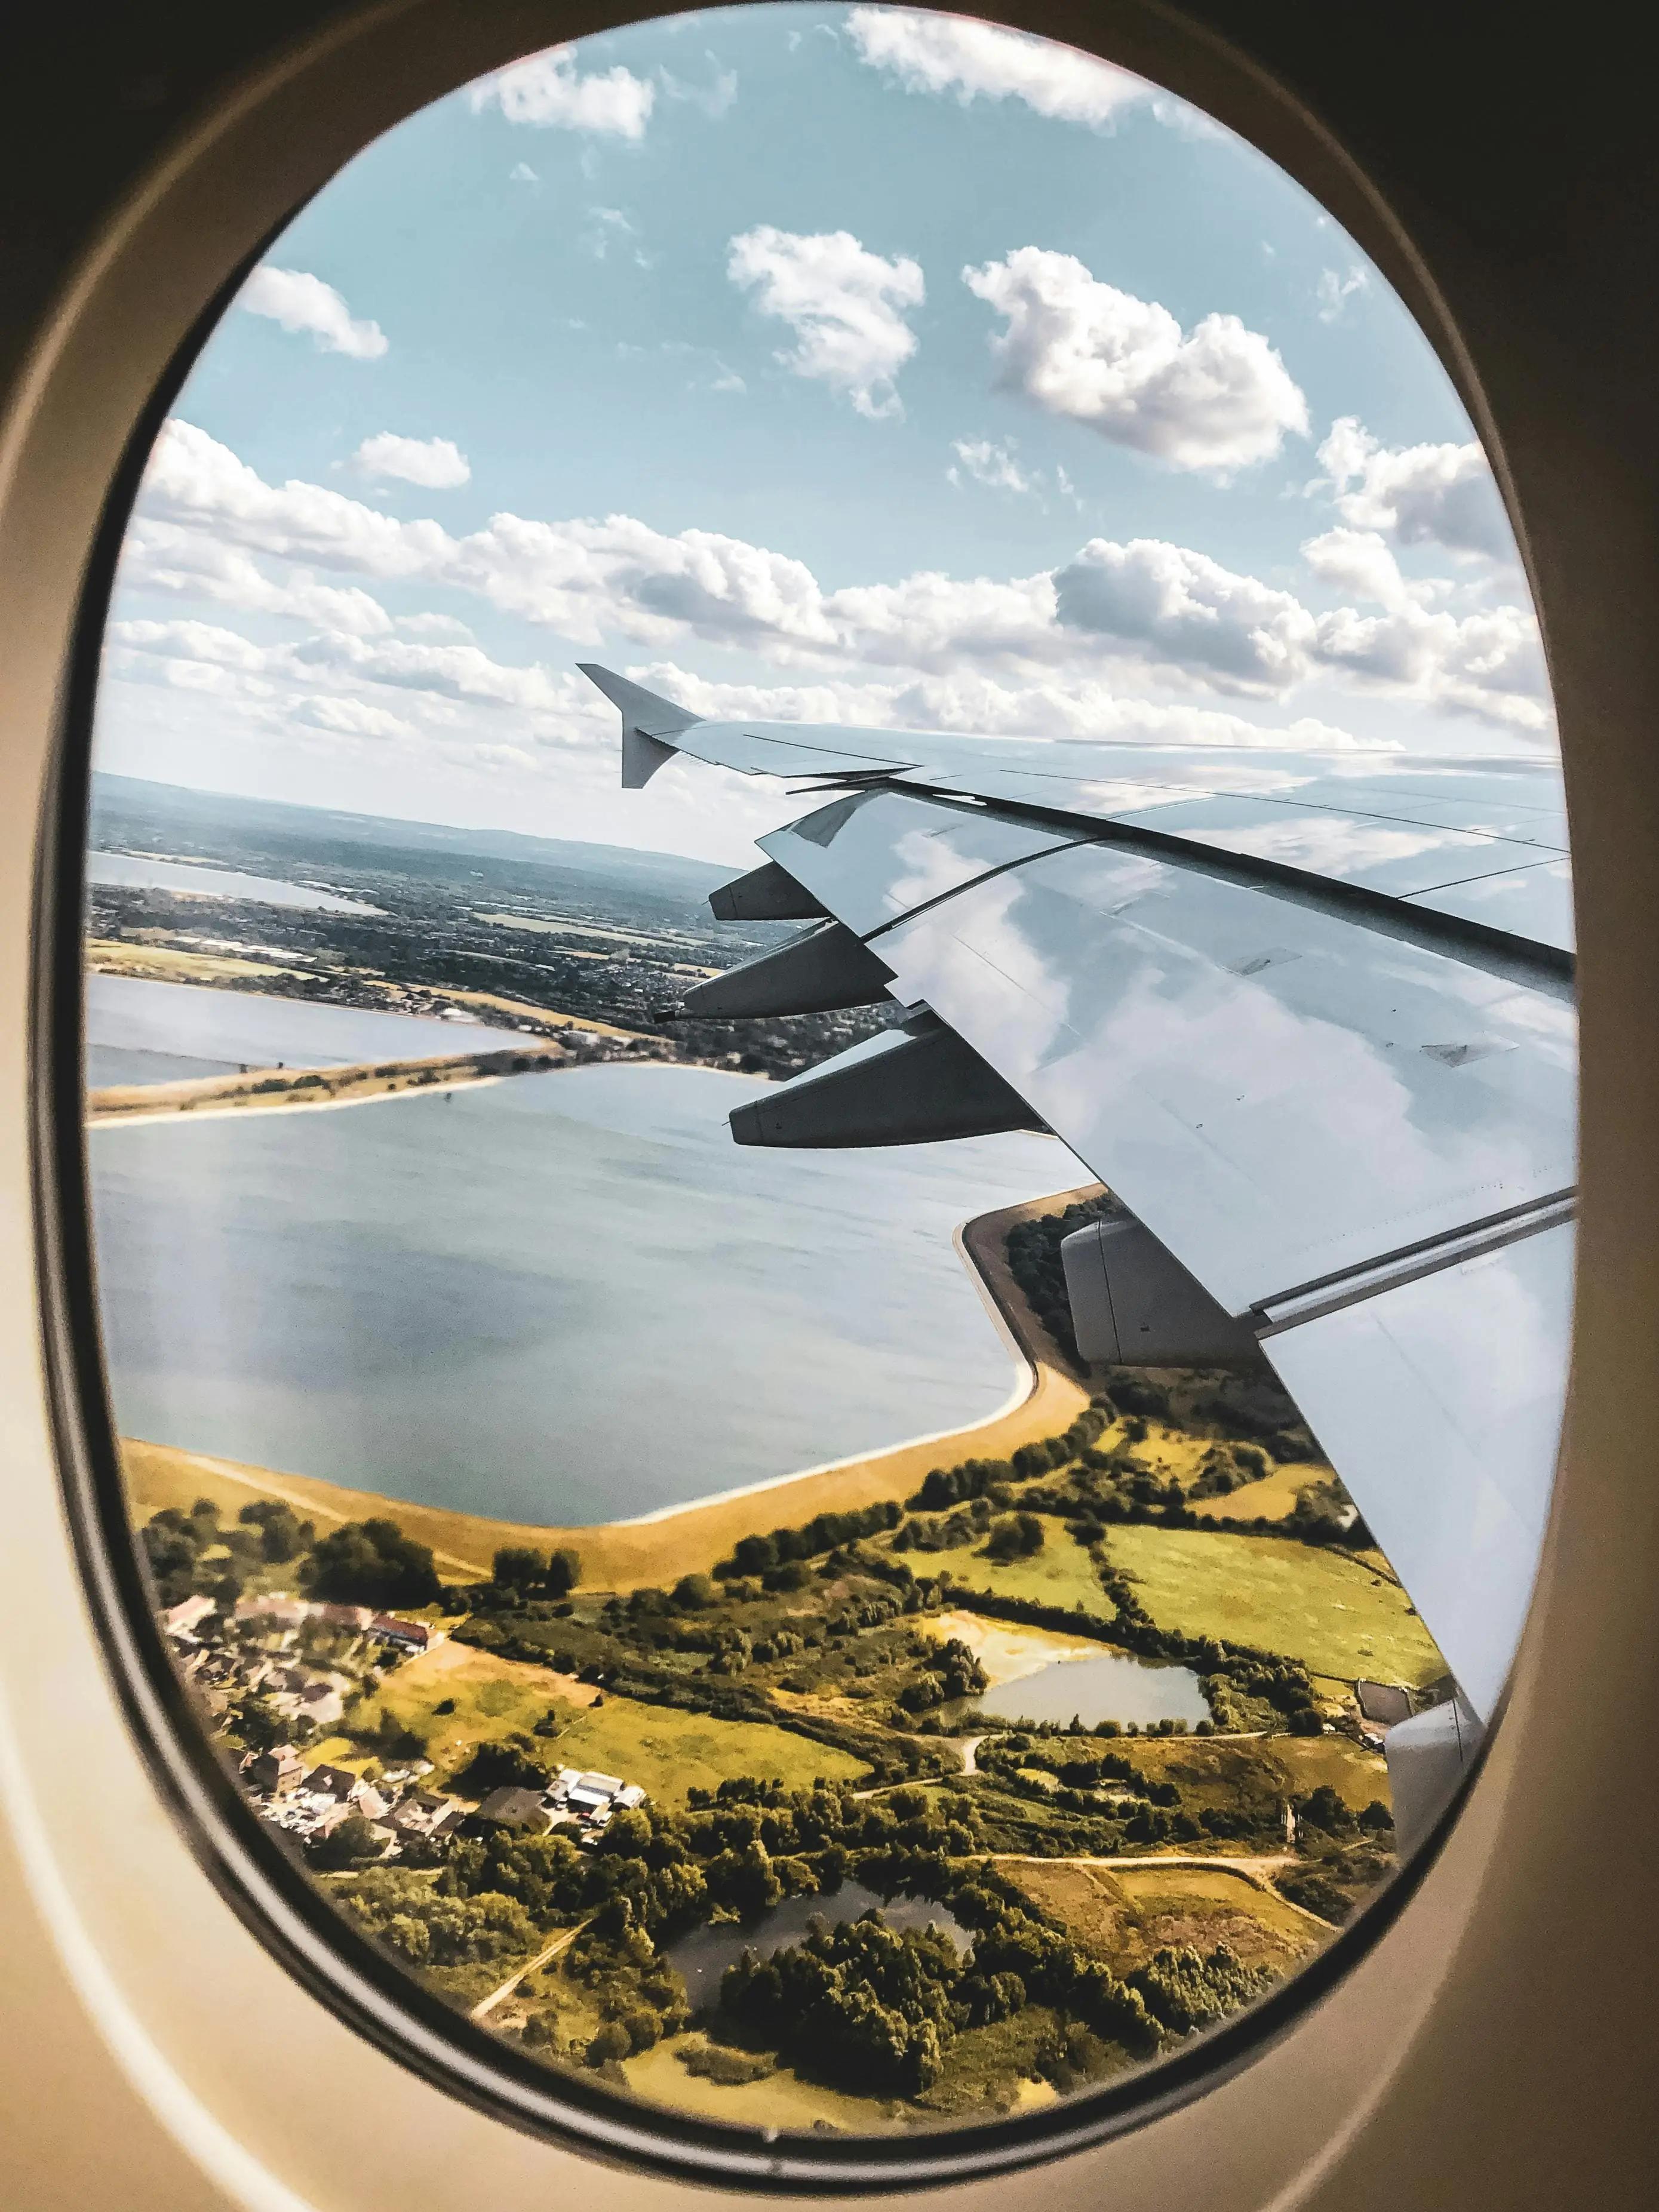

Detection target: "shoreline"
[122, 1185, 1104, 1588]
[87, 1043, 573, 1127]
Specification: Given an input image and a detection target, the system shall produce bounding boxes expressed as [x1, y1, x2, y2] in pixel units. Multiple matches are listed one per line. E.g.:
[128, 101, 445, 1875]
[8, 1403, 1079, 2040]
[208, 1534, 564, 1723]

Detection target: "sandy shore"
[121, 1184, 1104, 1588]
[88, 1042, 576, 1127]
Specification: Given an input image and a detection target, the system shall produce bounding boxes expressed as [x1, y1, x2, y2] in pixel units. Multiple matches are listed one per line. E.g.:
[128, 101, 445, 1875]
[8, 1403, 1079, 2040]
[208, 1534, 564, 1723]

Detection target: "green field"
[901, 1525, 1111, 1616]
[364, 1643, 868, 1803]
[1115, 1731, 1390, 1814]
[1101, 1525, 1445, 1685]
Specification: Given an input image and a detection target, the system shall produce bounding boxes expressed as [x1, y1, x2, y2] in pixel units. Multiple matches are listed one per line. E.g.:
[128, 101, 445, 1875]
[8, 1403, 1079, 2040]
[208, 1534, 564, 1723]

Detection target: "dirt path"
[471, 1918, 589, 2020]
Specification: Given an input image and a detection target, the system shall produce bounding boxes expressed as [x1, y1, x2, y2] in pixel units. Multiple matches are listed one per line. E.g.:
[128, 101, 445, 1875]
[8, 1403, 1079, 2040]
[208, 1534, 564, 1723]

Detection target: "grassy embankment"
[88, 1042, 571, 1125]
[84, 937, 652, 1040]
[119, 1187, 1098, 1589]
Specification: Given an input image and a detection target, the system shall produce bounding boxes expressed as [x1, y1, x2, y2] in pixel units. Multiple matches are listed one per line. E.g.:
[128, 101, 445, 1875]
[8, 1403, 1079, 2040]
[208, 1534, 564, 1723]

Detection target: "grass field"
[363, 1642, 868, 1803]
[1111, 1732, 1390, 1815]
[902, 1525, 1111, 1616]
[1185, 1461, 1335, 1521]
[1101, 1524, 1445, 1685]
[1008, 1860, 1322, 1975]
[624, 2038, 895, 2131]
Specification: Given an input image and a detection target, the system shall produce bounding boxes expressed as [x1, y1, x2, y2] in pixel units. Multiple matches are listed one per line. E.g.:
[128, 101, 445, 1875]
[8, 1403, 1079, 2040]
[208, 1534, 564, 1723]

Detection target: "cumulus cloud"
[727, 227, 924, 419]
[470, 46, 656, 139]
[1317, 416, 1511, 559]
[238, 267, 388, 359]
[123, 419, 1550, 734]
[964, 248, 1307, 471]
[1054, 538, 1315, 693]
[846, 7, 1150, 127]
[297, 695, 417, 742]
[1301, 527, 1417, 610]
[354, 433, 471, 488]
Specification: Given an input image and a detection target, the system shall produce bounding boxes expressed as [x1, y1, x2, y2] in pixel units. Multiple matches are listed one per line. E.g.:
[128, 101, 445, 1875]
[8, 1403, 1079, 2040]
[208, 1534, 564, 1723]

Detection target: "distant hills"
[88, 773, 736, 909]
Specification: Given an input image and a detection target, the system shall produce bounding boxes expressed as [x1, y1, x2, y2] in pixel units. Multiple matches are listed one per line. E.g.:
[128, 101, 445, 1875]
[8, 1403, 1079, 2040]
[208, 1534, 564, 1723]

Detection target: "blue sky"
[96, 6, 1551, 865]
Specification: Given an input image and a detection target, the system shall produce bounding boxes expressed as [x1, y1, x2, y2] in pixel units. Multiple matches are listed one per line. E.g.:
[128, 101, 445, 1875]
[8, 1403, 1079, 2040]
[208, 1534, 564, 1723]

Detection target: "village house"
[243, 1745, 304, 1797]
[367, 1616, 436, 1654]
[383, 1790, 461, 1841]
[162, 1593, 218, 1639]
[475, 1786, 554, 1833]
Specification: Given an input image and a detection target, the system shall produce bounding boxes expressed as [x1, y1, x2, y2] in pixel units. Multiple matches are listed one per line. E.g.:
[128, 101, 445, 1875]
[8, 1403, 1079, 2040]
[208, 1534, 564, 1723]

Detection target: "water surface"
[968, 1651, 1209, 1730]
[87, 980, 1069, 1524]
[88, 850, 379, 912]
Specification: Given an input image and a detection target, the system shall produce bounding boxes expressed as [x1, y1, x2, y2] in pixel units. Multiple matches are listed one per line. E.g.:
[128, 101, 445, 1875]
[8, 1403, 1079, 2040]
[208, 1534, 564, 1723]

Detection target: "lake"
[967, 1651, 1209, 1731]
[86, 977, 1072, 1525]
[666, 1887, 969, 2011]
[87, 850, 380, 912]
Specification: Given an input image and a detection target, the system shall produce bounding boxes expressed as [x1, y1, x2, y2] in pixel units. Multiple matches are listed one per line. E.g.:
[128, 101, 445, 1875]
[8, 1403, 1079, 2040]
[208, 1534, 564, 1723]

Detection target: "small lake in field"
[87, 850, 380, 912]
[963, 1651, 1210, 1730]
[666, 1887, 970, 2011]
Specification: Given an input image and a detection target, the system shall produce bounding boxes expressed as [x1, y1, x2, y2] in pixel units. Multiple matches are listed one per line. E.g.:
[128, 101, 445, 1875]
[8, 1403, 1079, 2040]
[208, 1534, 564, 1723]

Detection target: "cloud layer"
[121, 419, 1550, 737]
[964, 248, 1308, 471]
[727, 227, 925, 419]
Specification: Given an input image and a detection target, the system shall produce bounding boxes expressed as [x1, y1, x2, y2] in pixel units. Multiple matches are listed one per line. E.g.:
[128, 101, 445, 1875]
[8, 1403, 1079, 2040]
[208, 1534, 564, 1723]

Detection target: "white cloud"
[238, 267, 388, 359]
[657, 59, 739, 118]
[964, 248, 1308, 471]
[846, 8, 1149, 127]
[395, 611, 475, 640]
[1053, 538, 1316, 692]
[470, 46, 656, 139]
[1317, 417, 1511, 558]
[509, 161, 539, 183]
[297, 695, 417, 742]
[109, 618, 268, 670]
[124, 419, 1550, 734]
[354, 433, 471, 489]
[949, 438, 1033, 495]
[1301, 527, 1415, 610]
[727, 227, 924, 419]
[1315, 265, 1369, 322]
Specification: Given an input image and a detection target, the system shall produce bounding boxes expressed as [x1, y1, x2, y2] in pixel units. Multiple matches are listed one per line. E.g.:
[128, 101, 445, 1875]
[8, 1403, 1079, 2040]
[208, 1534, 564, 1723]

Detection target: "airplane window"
[72, 2, 1572, 2170]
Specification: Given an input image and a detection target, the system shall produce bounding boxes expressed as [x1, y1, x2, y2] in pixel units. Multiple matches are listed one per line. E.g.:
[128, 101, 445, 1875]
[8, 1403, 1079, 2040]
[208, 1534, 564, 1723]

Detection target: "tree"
[546, 1548, 582, 1598]
[312, 1813, 385, 1870]
[671, 1573, 715, 1611]
[493, 1546, 545, 1589]
[306, 1518, 441, 1608]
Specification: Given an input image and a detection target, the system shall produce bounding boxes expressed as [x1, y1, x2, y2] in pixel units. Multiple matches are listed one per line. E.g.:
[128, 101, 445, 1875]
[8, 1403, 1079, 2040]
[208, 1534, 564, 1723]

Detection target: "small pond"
[665, 1884, 969, 2011]
[964, 1650, 1211, 1731]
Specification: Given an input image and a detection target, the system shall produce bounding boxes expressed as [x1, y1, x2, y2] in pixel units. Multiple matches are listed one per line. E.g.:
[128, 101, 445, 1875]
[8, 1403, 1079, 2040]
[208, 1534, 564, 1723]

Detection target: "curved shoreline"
[122, 1183, 1105, 1588]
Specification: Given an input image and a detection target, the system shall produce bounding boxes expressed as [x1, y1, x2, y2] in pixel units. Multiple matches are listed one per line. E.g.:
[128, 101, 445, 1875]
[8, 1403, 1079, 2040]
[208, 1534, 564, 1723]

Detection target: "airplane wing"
[583, 664, 1575, 1734]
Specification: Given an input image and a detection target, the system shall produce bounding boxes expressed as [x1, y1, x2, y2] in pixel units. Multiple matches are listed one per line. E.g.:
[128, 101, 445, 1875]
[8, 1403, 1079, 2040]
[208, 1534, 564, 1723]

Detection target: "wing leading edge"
[585, 666, 1576, 1762]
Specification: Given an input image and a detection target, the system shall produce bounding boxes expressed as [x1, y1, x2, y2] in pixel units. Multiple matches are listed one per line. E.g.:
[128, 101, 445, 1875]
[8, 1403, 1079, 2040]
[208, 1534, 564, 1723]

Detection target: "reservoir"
[969, 1651, 1209, 1731]
[666, 1888, 969, 2011]
[86, 979, 1070, 1526]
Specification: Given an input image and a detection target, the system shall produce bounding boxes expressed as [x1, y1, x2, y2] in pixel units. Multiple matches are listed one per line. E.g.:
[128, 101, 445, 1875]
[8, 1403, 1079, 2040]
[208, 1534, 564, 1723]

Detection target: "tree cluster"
[305, 1518, 441, 1608]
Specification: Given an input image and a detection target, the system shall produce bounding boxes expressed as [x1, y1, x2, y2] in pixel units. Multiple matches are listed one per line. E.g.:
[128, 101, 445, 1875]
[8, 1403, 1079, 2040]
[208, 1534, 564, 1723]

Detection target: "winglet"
[578, 663, 703, 789]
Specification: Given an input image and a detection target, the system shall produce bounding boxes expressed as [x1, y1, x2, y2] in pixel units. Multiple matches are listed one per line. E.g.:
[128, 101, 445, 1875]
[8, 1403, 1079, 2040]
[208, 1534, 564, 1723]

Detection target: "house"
[355, 1786, 391, 1823]
[615, 1784, 647, 1811]
[305, 1764, 361, 1802]
[162, 1593, 217, 1639]
[384, 1790, 461, 1841]
[474, 1786, 552, 1833]
[244, 1745, 304, 1797]
[368, 1616, 432, 1653]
